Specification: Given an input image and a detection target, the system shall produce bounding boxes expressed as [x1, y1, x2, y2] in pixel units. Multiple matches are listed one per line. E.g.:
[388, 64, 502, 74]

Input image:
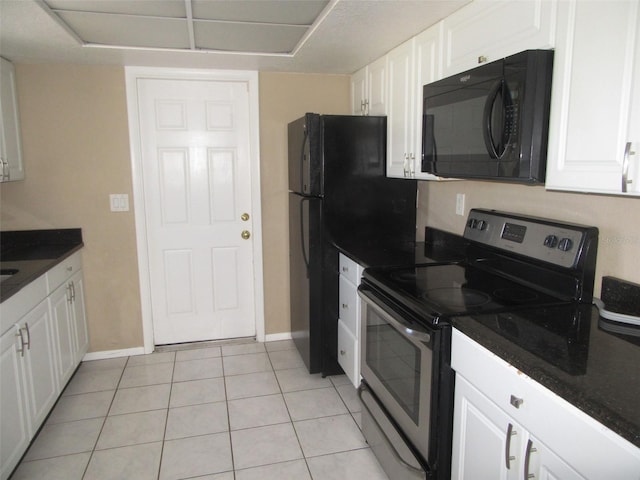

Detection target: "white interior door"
[135, 77, 257, 345]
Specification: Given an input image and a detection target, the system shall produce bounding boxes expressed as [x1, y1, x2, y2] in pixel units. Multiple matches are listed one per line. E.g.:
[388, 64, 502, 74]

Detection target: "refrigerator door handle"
[300, 127, 309, 194]
[300, 197, 310, 277]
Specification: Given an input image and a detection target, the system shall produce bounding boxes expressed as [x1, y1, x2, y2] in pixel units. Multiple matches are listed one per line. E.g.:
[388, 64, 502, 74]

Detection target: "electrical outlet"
[456, 193, 465, 216]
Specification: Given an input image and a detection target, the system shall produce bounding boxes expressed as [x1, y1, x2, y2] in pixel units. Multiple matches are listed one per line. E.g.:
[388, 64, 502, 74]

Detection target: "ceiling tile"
[192, 0, 329, 25]
[45, 0, 187, 18]
[194, 21, 307, 54]
[56, 11, 190, 49]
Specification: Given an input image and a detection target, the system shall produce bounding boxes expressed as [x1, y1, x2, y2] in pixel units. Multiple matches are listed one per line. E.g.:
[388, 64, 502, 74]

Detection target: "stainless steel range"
[358, 209, 598, 480]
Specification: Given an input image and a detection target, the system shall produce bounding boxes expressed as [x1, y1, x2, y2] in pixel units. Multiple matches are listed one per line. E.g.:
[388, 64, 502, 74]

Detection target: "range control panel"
[463, 209, 597, 268]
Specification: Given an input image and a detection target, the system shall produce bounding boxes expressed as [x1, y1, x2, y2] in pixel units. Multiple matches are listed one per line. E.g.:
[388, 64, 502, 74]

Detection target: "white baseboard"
[83, 347, 145, 361]
[82, 333, 292, 361]
[265, 332, 292, 342]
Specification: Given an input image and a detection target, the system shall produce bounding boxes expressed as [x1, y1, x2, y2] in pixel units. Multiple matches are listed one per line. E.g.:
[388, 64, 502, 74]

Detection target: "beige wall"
[258, 72, 350, 334]
[416, 181, 640, 294]
[0, 65, 350, 351]
[0, 64, 143, 352]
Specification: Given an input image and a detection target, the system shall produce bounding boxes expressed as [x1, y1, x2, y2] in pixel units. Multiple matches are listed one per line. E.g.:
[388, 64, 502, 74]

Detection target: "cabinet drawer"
[338, 319, 359, 388]
[46, 252, 82, 294]
[452, 329, 640, 478]
[339, 254, 362, 286]
[339, 275, 359, 336]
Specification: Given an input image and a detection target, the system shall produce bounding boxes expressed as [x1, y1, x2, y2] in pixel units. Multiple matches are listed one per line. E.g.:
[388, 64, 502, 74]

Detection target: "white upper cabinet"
[0, 57, 24, 182]
[546, 0, 640, 196]
[351, 56, 388, 116]
[387, 39, 416, 178]
[387, 25, 446, 180]
[442, 0, 556, 77]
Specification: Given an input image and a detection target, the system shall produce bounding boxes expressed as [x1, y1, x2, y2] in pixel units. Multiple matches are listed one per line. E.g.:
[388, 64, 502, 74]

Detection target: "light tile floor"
[11, 339, 390, 480]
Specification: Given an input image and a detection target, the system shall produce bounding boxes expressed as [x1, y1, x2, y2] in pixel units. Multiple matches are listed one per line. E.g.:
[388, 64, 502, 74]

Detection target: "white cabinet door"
[70, 271, 89, 364]
[526, 435, 586, 480]
[413, 25, 445, 181]
[0, 326, 31, 480]
[0, 57, 24, 182]
[452, 375, 521, 480]
[351, 67, 368, 115]
[442, 0, 556, 77]
[21, 300, 59, 431]
[50, 281, 76, 386]
[337, 319, 357, 386]
[546, 0, 640, 195]
[387, 40, 415, 178]
[367, 56, 387, 116]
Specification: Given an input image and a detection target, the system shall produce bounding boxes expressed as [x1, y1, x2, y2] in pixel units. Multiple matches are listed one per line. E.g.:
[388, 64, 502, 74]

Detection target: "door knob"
[241, 230, 251, 240]
[241, 213, 250, 221]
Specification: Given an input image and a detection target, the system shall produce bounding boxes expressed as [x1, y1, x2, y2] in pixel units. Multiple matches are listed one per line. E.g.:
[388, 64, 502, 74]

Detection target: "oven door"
[359, 286, 435, 464]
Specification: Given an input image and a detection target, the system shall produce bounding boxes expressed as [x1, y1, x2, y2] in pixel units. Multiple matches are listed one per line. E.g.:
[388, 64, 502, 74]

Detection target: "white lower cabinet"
[0, 300, 58, 480]
[0, 250, 88, 480]
[337, 254, 363, 387]
[0, 325, 31, 480]
[50, 269, 89, 386]
[451, 329, 640, 480]
[453, 375, 583, 480]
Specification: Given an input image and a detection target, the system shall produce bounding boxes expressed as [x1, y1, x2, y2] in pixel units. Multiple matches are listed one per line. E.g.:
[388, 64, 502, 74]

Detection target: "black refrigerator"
[288, 113, 417, 376]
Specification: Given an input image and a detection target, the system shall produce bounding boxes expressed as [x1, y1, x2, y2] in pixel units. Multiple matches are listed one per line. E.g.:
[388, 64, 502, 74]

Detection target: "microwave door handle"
[483, 80, 502, 159]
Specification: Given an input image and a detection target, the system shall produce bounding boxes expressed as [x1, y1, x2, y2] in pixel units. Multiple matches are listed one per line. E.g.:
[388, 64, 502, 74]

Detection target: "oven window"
[365, 314, 421, 423]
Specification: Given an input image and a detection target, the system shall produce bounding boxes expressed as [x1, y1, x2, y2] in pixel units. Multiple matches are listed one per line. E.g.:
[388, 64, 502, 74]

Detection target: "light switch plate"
[109, 194, 129, 212]
[456, 193, 465, 216]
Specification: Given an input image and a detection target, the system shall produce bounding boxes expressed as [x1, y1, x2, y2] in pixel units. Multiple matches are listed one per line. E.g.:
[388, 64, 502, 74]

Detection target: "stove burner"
[493, 288, 539, 303]
[422, 287, 492, 308]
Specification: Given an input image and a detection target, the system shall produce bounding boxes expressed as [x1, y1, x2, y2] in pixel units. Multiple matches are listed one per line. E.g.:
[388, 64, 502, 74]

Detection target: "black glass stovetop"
[363, 262, 571, 325]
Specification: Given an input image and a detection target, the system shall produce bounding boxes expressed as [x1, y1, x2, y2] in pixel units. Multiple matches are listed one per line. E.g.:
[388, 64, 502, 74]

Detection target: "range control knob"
[477, 220, 488, 231]
[558, 238, 573, 252]
[543, 235, 558, 248]
[467, 218, 477, 229]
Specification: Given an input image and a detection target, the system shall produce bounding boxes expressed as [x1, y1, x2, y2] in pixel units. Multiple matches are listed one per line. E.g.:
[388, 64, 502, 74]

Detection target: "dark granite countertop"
[334, 228, 467, 268]
[1, 229, 84, 302]
[452, 306, 640, 447]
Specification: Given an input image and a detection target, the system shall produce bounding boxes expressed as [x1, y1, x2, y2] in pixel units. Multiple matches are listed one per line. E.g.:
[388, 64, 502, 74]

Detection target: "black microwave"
[421, 49, 554, 183]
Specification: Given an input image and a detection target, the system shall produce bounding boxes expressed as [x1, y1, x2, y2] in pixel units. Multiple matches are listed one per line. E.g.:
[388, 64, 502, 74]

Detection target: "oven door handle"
[359, 289, 432, 344]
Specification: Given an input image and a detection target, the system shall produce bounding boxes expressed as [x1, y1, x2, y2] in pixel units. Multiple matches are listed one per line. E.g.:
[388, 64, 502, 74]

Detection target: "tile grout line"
[81, 355, 130, 480]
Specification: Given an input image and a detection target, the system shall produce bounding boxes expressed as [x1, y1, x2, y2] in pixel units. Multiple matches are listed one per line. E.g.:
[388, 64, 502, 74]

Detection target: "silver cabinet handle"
[15, 325, 26, 357]
[24, 323, 31, 350]
[524, 438, 537, 479]
[403, 153, 410, 177]
[70, 281, 76, 302]
[409, 153, 415, 177]
[622, 142, 634, 193]
[505, 422, 516, 469]
[66, 283, 73, 303]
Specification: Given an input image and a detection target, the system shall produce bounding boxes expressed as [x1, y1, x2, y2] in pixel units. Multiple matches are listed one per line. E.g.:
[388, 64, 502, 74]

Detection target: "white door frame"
[125, 67, 265, 353]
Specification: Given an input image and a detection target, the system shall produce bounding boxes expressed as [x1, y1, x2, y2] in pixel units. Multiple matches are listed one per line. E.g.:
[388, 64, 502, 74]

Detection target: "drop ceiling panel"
[192, 0, 329, 25]
[45, 0, 187, 18]
[55, 11, 190, 49]
[194, 21, 307, 53]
